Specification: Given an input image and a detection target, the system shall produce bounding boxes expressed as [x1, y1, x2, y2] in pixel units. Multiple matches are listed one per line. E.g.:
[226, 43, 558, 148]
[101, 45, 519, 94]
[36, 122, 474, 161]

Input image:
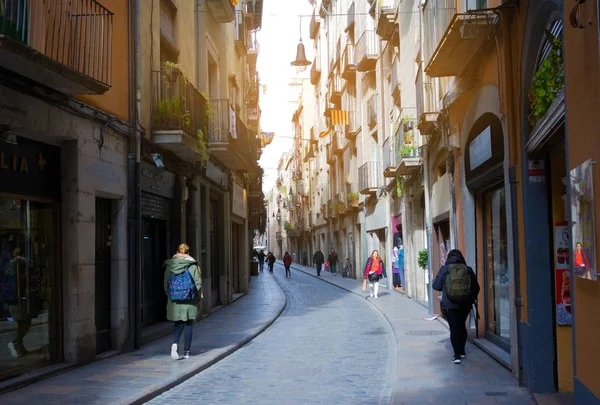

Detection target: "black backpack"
[444, 263, 472, 303]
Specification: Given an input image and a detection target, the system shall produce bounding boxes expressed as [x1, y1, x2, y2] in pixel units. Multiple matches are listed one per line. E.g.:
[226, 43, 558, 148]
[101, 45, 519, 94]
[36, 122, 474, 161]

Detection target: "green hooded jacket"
[163, 255, 202, 322]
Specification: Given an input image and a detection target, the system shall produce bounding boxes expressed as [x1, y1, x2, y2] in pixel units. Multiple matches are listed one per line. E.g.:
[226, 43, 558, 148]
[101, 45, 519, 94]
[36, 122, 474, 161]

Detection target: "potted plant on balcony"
[396, 177, 405, 198]
[347, 192, 359, 206]
[399, 145, 416, 158]
[418, 249, 428, 270]
[196, 129, 209, 167]
[528, 32, 564, 126]
[284, 221, 291, 232]
[335, 201, 346, 214]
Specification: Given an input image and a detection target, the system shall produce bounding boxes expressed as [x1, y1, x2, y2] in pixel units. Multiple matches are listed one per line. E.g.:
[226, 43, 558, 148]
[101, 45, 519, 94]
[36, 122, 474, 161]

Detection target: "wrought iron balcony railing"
[0, 0, 114, 93]
[422, 0, 457, 68]
[359, 161, 381, 194]
[355, 30, 379, 72]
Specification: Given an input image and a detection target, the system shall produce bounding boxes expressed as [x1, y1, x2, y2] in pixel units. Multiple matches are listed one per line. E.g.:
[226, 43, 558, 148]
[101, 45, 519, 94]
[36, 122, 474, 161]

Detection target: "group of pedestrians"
[162, 239, 479, 366]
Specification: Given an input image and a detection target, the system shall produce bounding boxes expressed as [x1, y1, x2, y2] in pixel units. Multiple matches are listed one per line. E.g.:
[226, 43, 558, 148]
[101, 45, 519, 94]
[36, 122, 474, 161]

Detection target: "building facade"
[0, 0, 264, 389]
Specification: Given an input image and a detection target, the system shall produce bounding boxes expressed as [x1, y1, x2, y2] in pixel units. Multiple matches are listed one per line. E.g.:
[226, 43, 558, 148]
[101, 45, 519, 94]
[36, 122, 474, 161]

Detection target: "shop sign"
[140, 161, 175, 199]
[469, 126, 492, 170]
[554, 222, 572, 325]
[232, 182, 247, 219]
[570, 158, 597, 281]
[528, 160, 545, 183]
[0, 136, 60, 199]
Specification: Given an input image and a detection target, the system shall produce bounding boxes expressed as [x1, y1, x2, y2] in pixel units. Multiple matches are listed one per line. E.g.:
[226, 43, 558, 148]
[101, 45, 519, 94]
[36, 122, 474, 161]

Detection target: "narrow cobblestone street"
[147, 263, 397, 405]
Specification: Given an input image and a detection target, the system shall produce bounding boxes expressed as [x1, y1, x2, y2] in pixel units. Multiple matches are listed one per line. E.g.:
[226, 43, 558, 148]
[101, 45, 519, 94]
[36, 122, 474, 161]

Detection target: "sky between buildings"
[257, 0, 313, 193]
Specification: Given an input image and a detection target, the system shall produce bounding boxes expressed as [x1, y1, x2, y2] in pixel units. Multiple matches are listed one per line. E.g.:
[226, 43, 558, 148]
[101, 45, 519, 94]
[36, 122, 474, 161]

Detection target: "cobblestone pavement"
[0, 274, 286, 405]
[147, 263, 397, 405]
[291, 262, 538, 405]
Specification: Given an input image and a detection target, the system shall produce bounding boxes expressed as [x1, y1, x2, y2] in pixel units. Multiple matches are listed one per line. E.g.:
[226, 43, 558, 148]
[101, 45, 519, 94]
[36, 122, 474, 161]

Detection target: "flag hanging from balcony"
[229, 104, 237, 139]
[330, 110, 349, 126]
[261, 132, 274, 148]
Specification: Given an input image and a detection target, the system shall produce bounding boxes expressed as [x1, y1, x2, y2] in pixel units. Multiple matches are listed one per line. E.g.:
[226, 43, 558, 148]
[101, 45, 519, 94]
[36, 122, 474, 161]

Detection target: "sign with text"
[140, 161, 176, 199]
[232, 182, 247, 219]
[570, 159, 597, 281]
[528, 160, 545, 183]
[469, 125, 492, 170]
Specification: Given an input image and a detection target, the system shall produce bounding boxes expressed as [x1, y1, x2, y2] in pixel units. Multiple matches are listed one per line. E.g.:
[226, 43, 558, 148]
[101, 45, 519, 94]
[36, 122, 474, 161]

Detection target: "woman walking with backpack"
[164, 243, 202, 360]
[362, 250, 387, 299]
[432, 249, 480, 364]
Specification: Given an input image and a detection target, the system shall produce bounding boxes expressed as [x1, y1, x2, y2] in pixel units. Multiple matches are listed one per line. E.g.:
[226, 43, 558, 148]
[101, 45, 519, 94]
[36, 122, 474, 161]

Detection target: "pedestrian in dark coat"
[432, 249, 480, 364]
[313, 248, 325, 276]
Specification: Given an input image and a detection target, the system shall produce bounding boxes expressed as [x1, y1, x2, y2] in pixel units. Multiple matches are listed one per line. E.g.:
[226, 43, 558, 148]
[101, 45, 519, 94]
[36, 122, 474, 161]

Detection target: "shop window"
[0, 198, 57, 381]
[483, 186, 510, 350]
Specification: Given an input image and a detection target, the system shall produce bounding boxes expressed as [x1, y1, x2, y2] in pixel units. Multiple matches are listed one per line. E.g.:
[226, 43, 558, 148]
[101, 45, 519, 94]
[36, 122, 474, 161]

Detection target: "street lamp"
[290, 17, 311, 72]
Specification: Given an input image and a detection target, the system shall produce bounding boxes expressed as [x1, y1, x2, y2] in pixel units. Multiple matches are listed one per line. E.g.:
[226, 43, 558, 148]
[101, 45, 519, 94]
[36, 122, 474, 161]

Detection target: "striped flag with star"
[330, 110, 349, 126]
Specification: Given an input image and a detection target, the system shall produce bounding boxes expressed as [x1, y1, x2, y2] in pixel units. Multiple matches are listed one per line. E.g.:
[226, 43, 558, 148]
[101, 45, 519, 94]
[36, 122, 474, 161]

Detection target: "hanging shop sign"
[569, 158, 597, 281]
[528, 160, 545, 183]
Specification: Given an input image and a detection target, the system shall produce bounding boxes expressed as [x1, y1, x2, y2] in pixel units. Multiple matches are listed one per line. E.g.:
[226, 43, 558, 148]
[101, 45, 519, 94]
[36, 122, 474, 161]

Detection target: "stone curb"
[129, 272, 288, 405]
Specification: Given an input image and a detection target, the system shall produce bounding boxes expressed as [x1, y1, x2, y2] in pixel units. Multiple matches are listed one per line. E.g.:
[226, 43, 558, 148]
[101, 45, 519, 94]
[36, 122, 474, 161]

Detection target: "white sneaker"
[7, 342, 18, 359]
[374, 296, 379, 299]
[170, 343, 179, 360]
[369, 294, 374, 298]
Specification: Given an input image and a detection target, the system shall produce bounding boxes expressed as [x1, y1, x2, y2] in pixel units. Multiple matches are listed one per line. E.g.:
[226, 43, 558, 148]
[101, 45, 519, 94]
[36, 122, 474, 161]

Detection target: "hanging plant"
[196, 129, 209, 168]
[528, 32, 564, 126]
[396, 177, 404, 197]
[284, 221, 291, 232]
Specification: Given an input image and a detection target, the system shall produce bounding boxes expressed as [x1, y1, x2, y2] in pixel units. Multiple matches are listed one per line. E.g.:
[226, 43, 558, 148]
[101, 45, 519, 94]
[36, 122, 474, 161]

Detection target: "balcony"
[322, 203, 330, 220]
[332, 130, 345, 154]
[397, 145, 423, 176]
[329, 51, 338, 76]
[376, 0, 397, 41]
[246, 0, 263, 31]
[206, 0, 235, 23]
[304, 142, 316, 162]
[326, 142, 336, 164]
[248, 38, 259, 71]
[391, 60, 400, 107]
[310, 55, 322, 85]
[359, 162, 381, 195]
[151, 68, 208, 163]
[248, 107, 260, 125]
[367, 95, 377, 128]
[356, 30, 379, 72]
[329, 199, 338, 218]
[345, 110, 361, 140]
[0, 0, 113, 95]
[309, 9, 320, 40]
[347, 1, 355, 30]
[341, 44, 356, 80]
[328, 75, 342, 104]
[423, 0, 498, 77]
[234, 10, 247, 55]
[319, 0, 332, 17]
[208, 99, 256, 171]
[416, 69, 440, 135]
[247, 73, 259, 101]
[248, 175, 262, 198]
[383, 135, 400, 178]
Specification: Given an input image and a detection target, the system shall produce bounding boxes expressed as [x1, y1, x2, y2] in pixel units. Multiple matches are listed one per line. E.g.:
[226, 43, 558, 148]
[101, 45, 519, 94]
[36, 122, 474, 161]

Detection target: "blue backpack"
[167, 269, 196, 301]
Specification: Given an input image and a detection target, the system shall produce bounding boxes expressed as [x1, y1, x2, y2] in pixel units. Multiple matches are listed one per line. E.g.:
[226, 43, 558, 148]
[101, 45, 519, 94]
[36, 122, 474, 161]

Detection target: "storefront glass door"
[483, 187, 511, 351]
[0, 197, 57, 381]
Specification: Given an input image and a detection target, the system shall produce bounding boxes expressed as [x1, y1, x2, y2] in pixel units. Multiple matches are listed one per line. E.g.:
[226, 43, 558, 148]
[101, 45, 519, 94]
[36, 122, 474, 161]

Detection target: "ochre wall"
[77, 0, 130, 121]
[550, 149, 574, 392]
[564, 0, 600, 398]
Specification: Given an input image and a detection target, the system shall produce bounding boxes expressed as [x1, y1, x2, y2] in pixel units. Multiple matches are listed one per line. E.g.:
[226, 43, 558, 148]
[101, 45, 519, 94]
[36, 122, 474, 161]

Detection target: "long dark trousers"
[173, 320, 193, 351]
[285, 265, 291, 277]
[445, 308, 470, 356]
[316, 263, 322, 276]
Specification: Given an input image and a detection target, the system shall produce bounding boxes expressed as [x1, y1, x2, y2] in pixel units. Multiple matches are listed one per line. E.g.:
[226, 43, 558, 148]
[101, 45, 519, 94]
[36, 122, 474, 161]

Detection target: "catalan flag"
[231, 0, 238, 5]
[330, 110, 349, 126]
[260, 132, 274, 147]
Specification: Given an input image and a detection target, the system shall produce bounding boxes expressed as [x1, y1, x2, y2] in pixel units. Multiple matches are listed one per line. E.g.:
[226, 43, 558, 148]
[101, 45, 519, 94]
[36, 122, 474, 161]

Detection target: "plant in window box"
[399, 145, 416, 158]
[196, 129, 209, 167]
[528, 32, 564, 126]
[284, 221, 291, 232]
[347, 192, 359, 206]
[335, 201, 346, 214]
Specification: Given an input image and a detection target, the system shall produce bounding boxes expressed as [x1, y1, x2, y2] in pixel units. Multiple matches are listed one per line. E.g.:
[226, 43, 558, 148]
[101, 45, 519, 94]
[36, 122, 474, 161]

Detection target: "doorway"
[141, 218, 168, 326]
[95, 198, 112, 354]
[210, 199, 220, 307]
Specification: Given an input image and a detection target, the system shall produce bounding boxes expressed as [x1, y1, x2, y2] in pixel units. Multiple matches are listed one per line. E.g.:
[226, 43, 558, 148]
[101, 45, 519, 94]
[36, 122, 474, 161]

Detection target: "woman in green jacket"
[164, 243, 202, 359]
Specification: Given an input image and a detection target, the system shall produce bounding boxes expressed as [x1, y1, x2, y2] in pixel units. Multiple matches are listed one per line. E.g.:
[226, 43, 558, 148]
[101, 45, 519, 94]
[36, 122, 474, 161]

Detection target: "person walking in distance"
[164, 243, 202, 360]
[283, 251, 293, 277]
[362, 250, 387, 299]
[397, 243, 405, 290]
[313, 248, 325, 277]
[392, 246, 401, 290]
[257, 249, 266, 273]
[432, 249, 480, 364]
[266, 252, 276, 273]
[328, 248, 339, 276]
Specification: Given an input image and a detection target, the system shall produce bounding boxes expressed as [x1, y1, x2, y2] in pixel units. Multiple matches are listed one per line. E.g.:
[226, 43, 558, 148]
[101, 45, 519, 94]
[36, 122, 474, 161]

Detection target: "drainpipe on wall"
[509, 166, 524, 385]
[423, 142, 434, 314]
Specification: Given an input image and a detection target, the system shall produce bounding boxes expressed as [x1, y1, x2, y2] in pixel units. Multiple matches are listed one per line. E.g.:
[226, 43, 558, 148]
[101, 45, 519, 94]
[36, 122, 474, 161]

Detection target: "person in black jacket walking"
[432, 249, 480, 364]
[313, 248, 325, 276]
